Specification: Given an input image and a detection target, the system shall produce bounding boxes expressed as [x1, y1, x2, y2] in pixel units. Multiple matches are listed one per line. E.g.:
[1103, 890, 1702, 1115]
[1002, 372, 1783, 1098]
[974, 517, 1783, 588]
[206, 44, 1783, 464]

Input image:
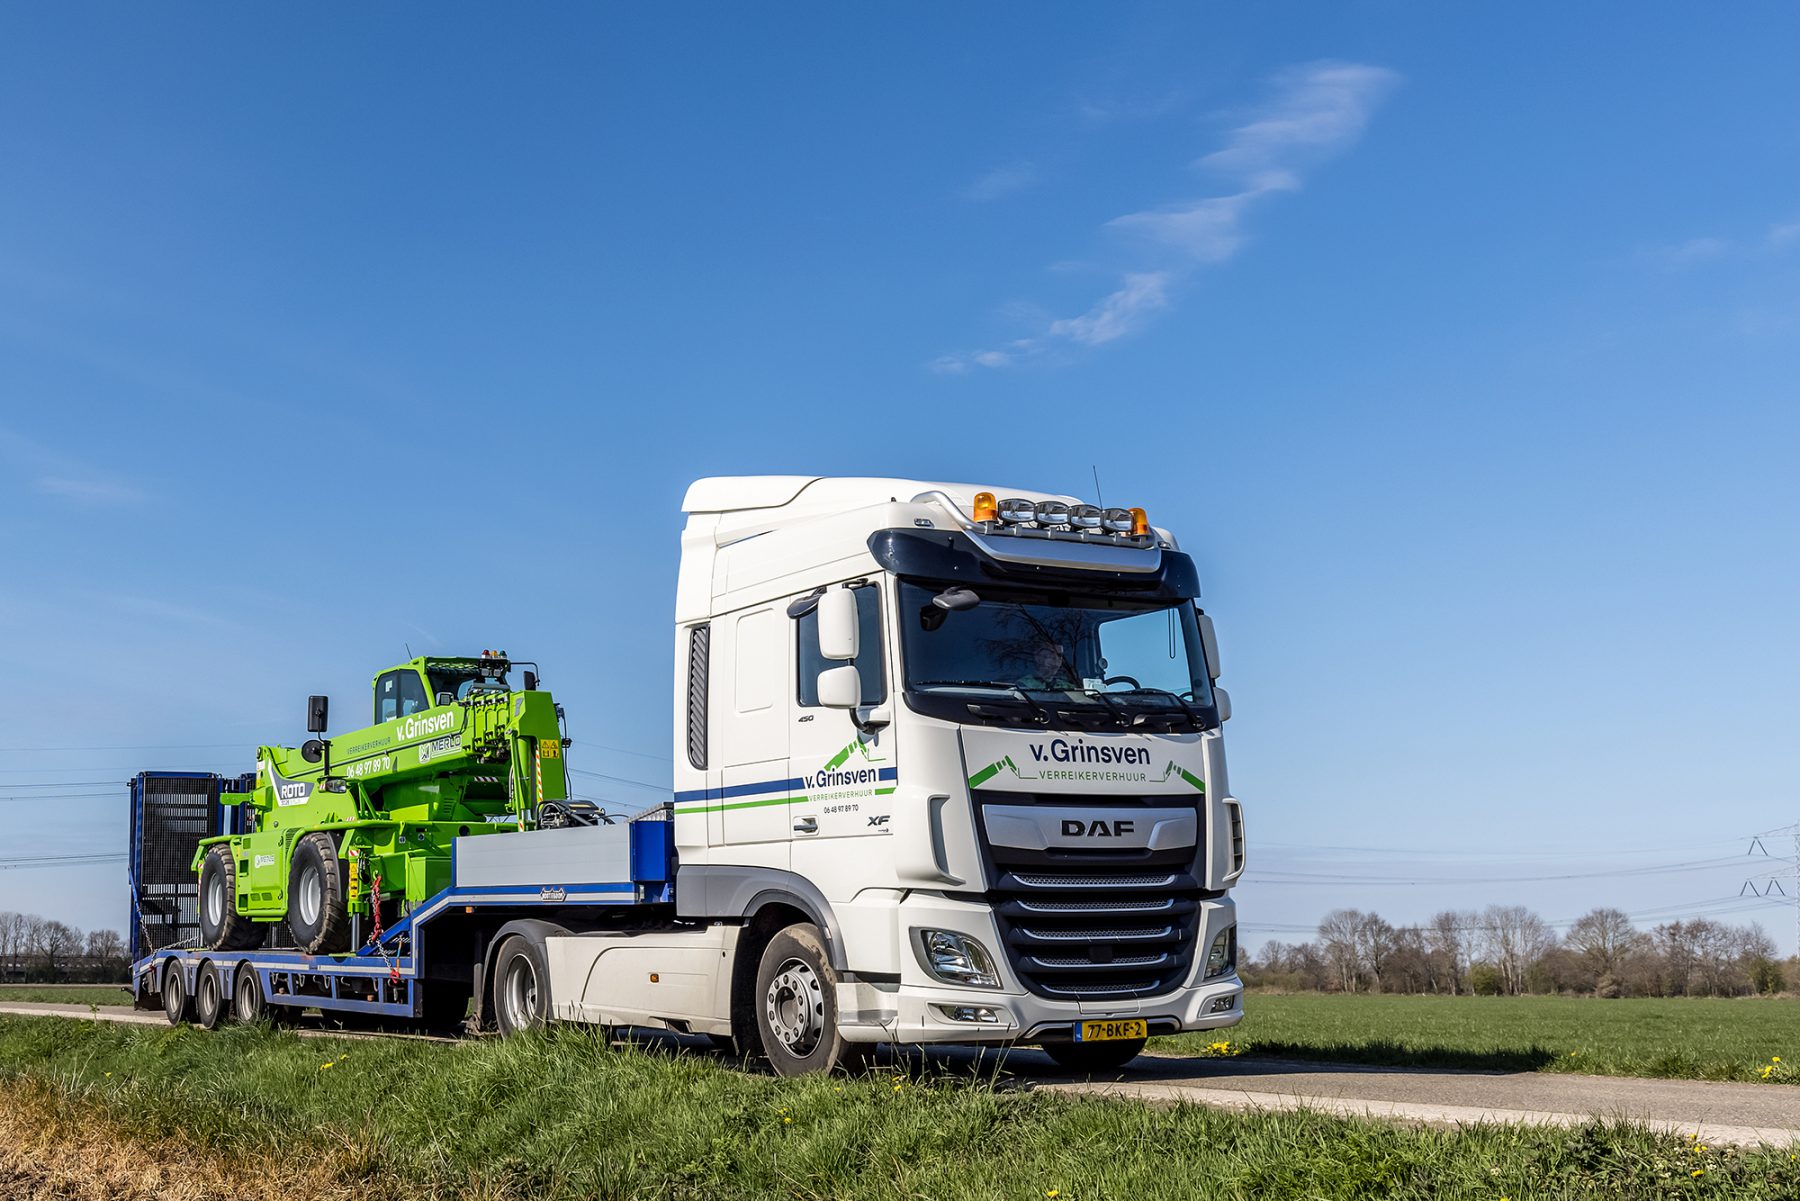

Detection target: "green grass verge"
[0, 983, 134, 1005]
[1, 1015, 1796, 1200]
[1156, 994, 1800, 1082]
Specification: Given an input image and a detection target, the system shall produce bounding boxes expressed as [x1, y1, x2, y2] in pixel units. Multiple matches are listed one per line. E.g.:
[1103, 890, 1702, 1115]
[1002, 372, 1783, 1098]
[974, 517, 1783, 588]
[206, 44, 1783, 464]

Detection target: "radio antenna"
[1091, 465, 1104, 507]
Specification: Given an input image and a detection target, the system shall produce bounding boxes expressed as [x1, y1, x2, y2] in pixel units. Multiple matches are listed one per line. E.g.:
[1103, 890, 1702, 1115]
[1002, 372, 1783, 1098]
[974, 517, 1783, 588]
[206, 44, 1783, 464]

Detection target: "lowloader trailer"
[130, 477, 1247, 1074]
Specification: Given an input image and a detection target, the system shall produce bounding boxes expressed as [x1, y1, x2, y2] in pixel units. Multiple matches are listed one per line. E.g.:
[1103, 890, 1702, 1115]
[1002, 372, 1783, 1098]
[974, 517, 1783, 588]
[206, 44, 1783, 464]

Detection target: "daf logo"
[1062, 818, 1136, 838]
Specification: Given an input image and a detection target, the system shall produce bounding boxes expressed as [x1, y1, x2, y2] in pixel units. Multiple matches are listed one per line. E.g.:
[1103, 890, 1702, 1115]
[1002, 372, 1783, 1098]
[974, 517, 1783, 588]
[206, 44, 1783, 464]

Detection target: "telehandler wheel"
[752, 923, 857, 1077]
[285, 832, 350, 954]
[162, 965, 192, 1026]
[1038, 1036, 1147, 1074]
[199, 845, 263, 951]
[492, 936, 551, 1037]
[194, 963, 228, 1030]
[233, 967, 267, 1024]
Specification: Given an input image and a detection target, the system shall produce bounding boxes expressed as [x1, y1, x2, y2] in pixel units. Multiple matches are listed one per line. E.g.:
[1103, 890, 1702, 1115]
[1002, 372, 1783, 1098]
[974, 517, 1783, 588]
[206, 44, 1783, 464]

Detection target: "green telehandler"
[193, 651, 583, 954]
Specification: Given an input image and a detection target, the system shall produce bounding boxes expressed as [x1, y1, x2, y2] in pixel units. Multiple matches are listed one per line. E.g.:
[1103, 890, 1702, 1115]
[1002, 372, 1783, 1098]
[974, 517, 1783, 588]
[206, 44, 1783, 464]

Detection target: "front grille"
[974, 789, 1204, 1001]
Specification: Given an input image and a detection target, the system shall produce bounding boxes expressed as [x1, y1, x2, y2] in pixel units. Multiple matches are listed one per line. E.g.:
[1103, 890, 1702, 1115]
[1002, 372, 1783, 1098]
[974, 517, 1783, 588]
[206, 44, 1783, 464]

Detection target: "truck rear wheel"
[285, 832, 350, 954]
[162, 965, 192, 1026]
[752, 923, 856, 1077]
[199, 845, 263, 951]
[492, 936, 551, 1036]
[194, 963, 227, 1030]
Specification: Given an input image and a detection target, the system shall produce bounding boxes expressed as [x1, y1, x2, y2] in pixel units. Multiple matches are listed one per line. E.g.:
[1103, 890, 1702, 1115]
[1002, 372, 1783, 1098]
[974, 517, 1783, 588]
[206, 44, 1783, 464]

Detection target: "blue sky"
[3, 6, 1798, 950]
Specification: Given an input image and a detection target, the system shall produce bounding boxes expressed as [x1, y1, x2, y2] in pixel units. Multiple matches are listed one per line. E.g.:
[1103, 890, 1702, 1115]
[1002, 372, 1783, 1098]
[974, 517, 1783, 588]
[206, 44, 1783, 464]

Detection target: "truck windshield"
[896, 581, 1217, 729]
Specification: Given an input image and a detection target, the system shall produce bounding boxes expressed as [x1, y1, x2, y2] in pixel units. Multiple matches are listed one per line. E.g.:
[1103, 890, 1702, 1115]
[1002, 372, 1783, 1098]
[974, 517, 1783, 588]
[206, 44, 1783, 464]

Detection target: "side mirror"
[1197, 612, 1220, 681]
[523, 670, 538, 691]
[435, 691, 455, 706]
[306, 695, 329, 734]
[817, 588, 859, 661]
[817, 664, 862, 709]
[1213, 686, 1231, 723]
[300, 739, 325, 764]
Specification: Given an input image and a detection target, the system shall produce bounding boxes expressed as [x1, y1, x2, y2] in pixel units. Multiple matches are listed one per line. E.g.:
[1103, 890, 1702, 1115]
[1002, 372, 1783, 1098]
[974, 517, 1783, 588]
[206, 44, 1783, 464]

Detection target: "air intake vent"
[975, 790, 1204, 1001]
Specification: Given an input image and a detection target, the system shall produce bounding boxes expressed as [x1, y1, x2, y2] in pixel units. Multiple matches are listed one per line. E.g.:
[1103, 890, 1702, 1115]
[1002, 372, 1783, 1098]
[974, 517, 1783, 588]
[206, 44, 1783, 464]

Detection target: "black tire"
[752, 924, 855, 1076]
[492, 936, 551, 1037]
[1039, 1036, 1147, 1074]
[194, 962, 228, 1030]
[232, 966, 267, 1024]
[285, 832, 349, 954]
[162, 964, 192, 1026]
[199, 844, 263, 951]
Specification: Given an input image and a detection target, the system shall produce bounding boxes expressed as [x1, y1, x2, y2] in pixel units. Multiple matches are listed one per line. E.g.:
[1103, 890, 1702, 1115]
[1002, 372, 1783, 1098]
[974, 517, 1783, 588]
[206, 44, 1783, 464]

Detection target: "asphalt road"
[5, 1001, 1796, 1147]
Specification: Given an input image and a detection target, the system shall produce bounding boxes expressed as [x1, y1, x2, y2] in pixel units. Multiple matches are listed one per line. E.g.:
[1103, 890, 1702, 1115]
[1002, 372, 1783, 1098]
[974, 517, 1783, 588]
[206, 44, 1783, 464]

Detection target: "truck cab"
[669, 477, 1244, 1068]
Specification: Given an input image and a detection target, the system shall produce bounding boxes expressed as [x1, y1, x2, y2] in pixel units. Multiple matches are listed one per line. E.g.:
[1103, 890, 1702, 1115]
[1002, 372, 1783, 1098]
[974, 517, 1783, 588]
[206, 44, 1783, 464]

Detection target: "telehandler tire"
[199, 844, 263, 951]
[285, 832, 350, 954]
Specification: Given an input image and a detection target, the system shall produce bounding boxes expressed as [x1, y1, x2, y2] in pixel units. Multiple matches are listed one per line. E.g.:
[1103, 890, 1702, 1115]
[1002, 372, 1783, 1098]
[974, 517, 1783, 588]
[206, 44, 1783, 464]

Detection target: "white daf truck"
[134, 476, 1244, 1076]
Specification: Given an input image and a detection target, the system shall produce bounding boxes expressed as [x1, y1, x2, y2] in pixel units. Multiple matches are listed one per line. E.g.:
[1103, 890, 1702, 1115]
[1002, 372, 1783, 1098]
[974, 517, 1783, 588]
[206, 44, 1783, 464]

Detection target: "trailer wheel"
[194, 963, 228, 1029]
[199, 845, 263, 951]
[1038, 1037, 1147, 1074]
[162, 964, 192, 1026]
[492, 936, 550, 1037]
[285, 832, 350, 954]
[752, 923, 855, 1076]
[233, 967, 267, 1024]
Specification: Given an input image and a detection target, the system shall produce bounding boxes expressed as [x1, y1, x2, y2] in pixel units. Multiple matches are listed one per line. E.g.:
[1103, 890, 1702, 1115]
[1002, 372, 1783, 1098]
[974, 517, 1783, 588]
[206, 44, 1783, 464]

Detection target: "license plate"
[1076, 1018, 1146, 1042]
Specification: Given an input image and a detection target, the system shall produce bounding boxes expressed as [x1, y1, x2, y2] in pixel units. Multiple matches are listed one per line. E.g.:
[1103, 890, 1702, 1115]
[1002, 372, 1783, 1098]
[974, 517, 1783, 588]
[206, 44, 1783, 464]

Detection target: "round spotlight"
[1034, 500, 1072, 527]
[1100, 507, 1134, 533]
[1068, 504, 1102, 531]
[997, 497, 1038, 524]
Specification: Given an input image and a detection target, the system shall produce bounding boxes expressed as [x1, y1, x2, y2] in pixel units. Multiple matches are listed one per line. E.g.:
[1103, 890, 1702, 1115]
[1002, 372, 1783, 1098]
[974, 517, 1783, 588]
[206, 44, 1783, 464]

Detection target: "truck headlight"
[916, 929, 1001, 988]
[1204, 927, 1236, 979]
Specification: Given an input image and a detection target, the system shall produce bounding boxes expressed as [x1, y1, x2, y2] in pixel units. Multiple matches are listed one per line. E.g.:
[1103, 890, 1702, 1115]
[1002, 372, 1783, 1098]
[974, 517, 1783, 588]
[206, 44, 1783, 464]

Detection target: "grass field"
[1157, 993, 1800, 1083]
[0, 983, 135, 1006]
[1, 1015, 1797, 1200]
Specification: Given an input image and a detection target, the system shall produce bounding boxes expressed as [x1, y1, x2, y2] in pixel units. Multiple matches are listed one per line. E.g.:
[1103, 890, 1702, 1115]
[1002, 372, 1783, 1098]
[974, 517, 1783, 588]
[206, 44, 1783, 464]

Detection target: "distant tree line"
[1246, 906, 1789, 998]
[0, 911, 129, 983]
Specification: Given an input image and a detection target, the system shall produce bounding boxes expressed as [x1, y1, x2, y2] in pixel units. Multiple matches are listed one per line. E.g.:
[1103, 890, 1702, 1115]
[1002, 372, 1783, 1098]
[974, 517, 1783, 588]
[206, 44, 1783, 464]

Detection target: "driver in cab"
[1017, 637, 1079, 691]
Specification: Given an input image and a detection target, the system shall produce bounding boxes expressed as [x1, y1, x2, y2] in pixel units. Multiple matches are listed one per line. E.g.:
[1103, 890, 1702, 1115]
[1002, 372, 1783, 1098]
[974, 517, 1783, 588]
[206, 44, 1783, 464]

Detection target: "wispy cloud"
[934, 61, 1399, 372]
[1643, 215, 1800, 268]
[963, 160, 1041, 202]
[35, 476, 147, 505]
[0, 427, 149, 506]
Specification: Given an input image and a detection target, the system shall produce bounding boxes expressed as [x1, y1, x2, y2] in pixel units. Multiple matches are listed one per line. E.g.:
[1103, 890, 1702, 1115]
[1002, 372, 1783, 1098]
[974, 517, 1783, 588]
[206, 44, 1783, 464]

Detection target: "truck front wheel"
[199, 845, 263, 951]
[285, 832, 349, 954]
[752, 924, 856, 1076]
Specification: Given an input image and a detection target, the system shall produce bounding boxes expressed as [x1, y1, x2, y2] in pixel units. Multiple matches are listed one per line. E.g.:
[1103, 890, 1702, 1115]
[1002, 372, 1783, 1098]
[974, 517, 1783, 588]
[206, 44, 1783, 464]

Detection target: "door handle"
[793, 816, 819, 834]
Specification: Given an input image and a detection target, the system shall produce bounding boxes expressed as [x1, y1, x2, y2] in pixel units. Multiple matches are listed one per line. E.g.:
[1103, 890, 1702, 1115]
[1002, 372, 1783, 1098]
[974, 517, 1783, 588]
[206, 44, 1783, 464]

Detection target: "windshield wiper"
[1110, 687, 1208, 730]
[914, 680, 1052, 726]
[1078, 689, 1132, 729]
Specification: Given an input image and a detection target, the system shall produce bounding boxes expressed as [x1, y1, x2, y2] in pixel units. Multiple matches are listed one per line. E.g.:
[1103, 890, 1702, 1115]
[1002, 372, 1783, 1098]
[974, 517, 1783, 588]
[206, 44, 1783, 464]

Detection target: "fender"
[675, 865, 848, 972]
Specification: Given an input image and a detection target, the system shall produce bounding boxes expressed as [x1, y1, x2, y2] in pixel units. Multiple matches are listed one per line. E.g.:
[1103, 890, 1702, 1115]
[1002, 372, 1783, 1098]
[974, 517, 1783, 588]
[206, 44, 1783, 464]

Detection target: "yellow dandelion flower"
[1774, 1056, 1782, 1063]
[319, 1061, 335, 1070]
[1046, 1191, 1061, 1199]
[1691, 1169, 1704, 1177]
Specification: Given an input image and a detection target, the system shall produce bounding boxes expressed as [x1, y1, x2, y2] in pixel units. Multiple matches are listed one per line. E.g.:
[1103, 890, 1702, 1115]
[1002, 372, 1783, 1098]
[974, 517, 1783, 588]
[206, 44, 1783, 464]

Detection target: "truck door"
[712, 605, 793, 870]
[787, 581, 896, 859]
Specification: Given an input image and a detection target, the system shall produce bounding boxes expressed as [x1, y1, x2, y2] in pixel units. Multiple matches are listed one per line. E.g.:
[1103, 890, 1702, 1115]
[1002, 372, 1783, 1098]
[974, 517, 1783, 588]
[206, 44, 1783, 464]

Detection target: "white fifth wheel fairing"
[131, 477, 1244, 1076]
